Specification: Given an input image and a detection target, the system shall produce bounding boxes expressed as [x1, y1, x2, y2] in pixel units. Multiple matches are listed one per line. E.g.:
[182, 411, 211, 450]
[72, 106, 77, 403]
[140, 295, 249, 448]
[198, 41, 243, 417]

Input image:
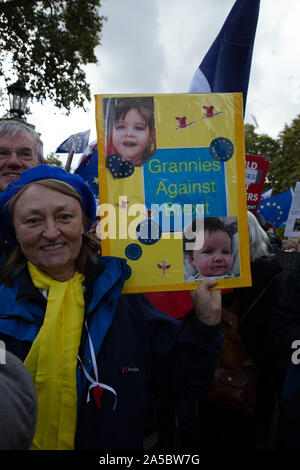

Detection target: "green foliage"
[245, 118, 300, 194]
[45, 152, 62, 167]
[0, 0, 106, 113]
[269, 115, 300, 194]
[245, 123, 280, 160]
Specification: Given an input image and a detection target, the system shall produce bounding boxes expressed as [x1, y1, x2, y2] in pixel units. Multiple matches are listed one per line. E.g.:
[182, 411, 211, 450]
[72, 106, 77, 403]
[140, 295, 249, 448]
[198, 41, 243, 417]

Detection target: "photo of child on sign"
[183, 217, 239, 282]
[104, 97, 156, 167]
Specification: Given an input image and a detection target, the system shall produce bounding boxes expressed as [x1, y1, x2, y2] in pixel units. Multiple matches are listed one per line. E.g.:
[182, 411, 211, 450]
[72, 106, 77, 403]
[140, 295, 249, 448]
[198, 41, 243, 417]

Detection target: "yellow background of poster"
[95, 93, 251, 293]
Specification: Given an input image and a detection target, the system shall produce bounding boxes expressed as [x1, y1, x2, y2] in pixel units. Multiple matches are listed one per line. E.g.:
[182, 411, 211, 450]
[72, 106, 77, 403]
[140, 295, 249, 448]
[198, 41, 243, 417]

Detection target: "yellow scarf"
[25, 262, 85, 450]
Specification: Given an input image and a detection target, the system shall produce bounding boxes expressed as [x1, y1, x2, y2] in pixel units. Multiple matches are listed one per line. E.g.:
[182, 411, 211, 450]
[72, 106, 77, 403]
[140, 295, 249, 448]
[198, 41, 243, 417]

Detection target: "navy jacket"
[273, 256, 300, 449]
[274, 255, 300, 357]
[0, 256, 223, 450]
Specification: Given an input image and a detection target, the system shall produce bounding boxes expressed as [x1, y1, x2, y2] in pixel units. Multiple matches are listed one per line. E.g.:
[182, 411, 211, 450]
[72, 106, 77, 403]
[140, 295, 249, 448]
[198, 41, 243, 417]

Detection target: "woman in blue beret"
[0, 164, 223, 451]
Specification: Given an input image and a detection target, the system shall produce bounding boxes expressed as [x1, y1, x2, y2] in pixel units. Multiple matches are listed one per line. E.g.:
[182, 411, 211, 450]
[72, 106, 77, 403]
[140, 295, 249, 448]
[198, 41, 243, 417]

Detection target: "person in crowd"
[254, 212, 266, 229]
[0, 350, 37, 450]
[295, 235, 300, 252]
[105, 97, 156, 167]
[0, 120, 44, 263]
[0, 164, 223, 451]
[195, 210, 283, 451]
[183, 217, 234, 282]
[264, 221, 282, 252]
[0, 120, 43, 192]
[281, 238, 296, 251]
[272, 255, 300, 449]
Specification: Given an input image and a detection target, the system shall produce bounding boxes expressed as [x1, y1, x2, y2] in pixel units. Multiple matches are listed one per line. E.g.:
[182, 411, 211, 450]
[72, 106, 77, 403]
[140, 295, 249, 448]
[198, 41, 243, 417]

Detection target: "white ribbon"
[78, 321, 117, 410]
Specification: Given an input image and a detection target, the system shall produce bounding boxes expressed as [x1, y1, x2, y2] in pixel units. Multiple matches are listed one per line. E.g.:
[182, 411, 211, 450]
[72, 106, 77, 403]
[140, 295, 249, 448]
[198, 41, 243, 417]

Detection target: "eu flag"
[74, 140, 99, 197]
[56, 130, 90, 154]
[256, 189, 293, 228]
[189, 0, 260, 115]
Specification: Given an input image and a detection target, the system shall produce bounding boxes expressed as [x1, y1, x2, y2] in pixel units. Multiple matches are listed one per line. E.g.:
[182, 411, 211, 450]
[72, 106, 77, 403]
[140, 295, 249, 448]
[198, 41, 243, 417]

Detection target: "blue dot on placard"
[209, 137, 234, 162]
[106, 154, 135, 179]
[124, 264, 132, 280]
[136, 219, 161, 245]
[125, 243, 142, 260]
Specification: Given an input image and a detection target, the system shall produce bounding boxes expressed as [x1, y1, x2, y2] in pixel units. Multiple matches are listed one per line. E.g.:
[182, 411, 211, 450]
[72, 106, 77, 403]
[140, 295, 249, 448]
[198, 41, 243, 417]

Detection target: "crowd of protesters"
[0, 120, 299, 451]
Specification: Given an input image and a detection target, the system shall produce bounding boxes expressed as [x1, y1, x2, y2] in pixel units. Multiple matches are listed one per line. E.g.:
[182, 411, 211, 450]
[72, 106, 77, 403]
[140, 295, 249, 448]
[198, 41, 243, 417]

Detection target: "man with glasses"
[0, 120, 44, 192]
[0, 121, 44, 260]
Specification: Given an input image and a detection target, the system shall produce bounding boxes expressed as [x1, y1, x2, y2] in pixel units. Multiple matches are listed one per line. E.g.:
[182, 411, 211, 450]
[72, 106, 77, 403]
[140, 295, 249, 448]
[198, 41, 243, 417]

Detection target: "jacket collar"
[16, 256, 127, 314]
[84, 256, 127, 315]
[16, 264, 47, 311]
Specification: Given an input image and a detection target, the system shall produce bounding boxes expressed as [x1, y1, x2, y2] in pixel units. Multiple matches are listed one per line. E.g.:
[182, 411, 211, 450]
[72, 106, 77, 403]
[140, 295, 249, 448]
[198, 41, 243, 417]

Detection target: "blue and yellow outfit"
[0, 255, 223, 450]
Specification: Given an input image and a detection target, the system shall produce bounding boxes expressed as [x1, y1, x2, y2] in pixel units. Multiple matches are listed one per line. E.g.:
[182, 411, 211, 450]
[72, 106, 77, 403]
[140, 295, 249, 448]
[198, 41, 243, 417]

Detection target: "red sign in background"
[245, 154, 270, 212]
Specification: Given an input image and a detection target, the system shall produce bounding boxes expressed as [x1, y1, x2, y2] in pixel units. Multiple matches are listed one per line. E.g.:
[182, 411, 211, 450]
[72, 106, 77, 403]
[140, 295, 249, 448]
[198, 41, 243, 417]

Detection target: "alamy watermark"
[0, 340, 6, 365]
[97, 197, 205, 251]
[291, 340, 300, 365]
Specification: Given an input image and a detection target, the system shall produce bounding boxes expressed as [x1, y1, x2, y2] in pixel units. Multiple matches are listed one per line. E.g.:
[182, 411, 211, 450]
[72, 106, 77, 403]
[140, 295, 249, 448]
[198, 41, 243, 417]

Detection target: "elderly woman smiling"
[0, 165, 223, 451]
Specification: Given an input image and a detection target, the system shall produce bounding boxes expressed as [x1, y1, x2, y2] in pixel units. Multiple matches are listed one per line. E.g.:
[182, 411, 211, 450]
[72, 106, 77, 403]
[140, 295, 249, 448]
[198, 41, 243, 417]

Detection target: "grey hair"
[247, 210, 270, 261]
[0, 120, 44, 163]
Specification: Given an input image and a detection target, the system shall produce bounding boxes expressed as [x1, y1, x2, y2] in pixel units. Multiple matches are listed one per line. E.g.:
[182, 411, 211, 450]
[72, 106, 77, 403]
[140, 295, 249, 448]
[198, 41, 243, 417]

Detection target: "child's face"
[189, 230, 232, 277]
[112, 108, 150, 163]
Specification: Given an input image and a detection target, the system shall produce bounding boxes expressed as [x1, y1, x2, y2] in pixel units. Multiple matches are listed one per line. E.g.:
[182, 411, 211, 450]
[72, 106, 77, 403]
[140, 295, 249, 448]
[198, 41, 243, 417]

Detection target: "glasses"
[0, 147, 37, 162]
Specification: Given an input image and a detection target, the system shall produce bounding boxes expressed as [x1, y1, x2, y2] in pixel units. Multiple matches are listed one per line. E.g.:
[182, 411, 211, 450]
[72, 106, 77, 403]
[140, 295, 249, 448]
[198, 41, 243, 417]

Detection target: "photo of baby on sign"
[183, 216, 239, 282]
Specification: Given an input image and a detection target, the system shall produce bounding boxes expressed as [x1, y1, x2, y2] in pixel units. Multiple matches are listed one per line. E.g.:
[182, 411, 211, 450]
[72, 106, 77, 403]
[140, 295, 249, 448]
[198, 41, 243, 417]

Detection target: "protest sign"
[284, 182, 300, 237]
[95, 93, 251, 293]
[245, 154, 270, 212]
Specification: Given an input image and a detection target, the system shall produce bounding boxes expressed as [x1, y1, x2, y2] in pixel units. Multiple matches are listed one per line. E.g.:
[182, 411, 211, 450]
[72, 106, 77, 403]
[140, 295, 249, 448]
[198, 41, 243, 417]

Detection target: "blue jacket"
[0, 256, 223, 450]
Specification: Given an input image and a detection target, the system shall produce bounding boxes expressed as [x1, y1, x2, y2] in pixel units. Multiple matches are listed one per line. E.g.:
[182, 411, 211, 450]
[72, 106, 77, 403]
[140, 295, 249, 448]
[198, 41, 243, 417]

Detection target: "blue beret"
[0, 164, 96, 246]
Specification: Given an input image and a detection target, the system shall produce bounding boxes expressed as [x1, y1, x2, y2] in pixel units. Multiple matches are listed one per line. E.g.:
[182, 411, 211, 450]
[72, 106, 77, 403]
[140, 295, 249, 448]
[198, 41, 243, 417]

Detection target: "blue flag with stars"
[56, 129, 90, 154]
[256, 189, 293, 228]
[74, 140, 99, 197]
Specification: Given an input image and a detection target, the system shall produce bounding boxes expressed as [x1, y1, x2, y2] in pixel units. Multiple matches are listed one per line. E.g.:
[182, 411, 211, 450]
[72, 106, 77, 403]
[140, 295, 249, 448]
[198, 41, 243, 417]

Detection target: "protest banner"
[245, 154, 270, 212]
[95, 93, 251, 293]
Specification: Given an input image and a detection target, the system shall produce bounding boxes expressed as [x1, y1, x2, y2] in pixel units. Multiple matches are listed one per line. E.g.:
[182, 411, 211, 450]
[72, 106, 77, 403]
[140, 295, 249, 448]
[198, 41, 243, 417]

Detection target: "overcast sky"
[4, 0, 300, 167]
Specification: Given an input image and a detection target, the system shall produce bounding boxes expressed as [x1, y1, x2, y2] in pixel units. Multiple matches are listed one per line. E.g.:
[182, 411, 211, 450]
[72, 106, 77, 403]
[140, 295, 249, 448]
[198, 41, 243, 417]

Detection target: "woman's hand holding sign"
[191, 279, 221, 326]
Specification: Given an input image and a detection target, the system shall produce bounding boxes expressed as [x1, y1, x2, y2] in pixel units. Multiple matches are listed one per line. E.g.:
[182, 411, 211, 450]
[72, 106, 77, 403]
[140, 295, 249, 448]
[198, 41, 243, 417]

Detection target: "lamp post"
[7, 80, 30, 119]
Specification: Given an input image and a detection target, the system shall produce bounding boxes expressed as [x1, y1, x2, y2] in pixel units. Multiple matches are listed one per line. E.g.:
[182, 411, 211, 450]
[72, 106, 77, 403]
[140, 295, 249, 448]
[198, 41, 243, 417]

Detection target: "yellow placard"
[95, 93, 251, 293]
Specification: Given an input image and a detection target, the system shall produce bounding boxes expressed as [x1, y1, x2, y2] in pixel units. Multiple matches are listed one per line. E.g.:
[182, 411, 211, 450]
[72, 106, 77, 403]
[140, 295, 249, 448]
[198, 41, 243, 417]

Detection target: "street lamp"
[7, 80, 30, 118]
